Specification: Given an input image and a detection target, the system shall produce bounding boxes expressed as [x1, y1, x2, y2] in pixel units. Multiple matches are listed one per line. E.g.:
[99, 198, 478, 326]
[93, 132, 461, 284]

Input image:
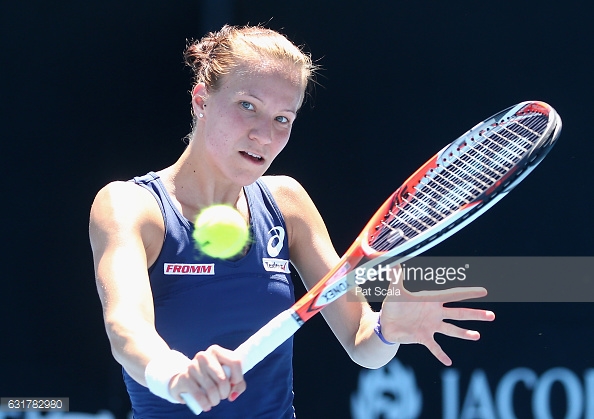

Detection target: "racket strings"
[370, 114, 549, 251]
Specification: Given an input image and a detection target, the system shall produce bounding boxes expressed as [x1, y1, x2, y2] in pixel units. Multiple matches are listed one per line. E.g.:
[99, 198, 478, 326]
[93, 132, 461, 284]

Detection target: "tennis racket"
[182, 100, 562, 414]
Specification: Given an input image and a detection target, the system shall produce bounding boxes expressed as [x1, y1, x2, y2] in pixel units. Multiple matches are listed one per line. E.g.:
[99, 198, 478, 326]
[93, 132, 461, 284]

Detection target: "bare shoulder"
[90, 181, 158, 226]
[260, 175, 310, 211]
[260, 175, 335, 262]
[260, 175, 321, 232]
[89, 181, 164, 254]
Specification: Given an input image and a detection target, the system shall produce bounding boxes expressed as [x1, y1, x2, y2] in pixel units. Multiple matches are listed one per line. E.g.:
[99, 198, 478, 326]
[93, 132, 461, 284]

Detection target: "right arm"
[90, 182, 170, 382]
[89, 181, 244, 411]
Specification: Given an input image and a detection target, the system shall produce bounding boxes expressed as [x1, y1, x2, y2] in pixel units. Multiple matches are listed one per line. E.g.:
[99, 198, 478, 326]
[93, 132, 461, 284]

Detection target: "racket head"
[359, 101, 562, 261]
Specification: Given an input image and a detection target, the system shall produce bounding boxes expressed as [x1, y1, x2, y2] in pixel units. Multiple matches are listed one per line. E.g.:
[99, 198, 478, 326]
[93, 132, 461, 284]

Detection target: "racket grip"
[182, 309, 302, 415]
[235, 308, 302, 373]
[181, 392, 204, 415]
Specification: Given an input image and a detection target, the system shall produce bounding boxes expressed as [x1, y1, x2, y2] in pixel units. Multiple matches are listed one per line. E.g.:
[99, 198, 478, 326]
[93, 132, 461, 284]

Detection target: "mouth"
[240, 151, 265, 164]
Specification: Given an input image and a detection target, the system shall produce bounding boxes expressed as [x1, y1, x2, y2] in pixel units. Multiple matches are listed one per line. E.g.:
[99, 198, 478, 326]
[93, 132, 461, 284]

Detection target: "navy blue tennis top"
[124, 172, 296, 418]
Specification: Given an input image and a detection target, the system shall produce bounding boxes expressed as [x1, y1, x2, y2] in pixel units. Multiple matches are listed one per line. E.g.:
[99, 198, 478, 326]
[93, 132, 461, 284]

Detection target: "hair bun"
[183, 25, 315, 98]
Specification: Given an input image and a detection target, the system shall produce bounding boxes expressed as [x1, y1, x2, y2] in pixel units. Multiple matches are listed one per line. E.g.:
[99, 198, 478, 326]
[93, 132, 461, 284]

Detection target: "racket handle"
[182, 308, 303, 415]
[236, 308, 303, 372]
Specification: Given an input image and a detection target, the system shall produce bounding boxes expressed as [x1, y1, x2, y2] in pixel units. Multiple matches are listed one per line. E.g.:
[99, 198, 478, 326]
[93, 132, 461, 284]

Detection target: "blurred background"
[1, 1, 592, 418]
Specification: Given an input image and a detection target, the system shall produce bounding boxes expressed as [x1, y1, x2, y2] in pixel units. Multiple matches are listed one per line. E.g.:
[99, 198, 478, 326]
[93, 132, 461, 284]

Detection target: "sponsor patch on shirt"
[262, 258, 290, 273]
[164, 263, 215, 275]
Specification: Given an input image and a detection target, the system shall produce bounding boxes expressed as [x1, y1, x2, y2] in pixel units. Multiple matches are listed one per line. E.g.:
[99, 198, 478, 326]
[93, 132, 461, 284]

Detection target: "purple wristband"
[374, 311, 396, 345]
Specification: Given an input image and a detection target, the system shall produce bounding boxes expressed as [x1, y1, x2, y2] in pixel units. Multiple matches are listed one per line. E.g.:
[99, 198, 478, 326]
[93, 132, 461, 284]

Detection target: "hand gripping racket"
[182, 100, 562, 414]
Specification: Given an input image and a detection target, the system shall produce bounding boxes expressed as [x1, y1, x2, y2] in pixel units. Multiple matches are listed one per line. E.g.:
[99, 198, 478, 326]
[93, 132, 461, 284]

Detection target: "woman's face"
[194, 64, 304, 185]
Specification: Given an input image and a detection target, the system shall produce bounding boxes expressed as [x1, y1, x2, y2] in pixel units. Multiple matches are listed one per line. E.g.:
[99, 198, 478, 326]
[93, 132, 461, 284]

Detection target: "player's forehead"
[217, 62, 305, 110]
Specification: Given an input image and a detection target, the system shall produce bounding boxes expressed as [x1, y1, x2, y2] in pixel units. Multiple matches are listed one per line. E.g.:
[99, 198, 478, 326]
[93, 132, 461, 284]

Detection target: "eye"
[240, 101, 254, 111]
[275, 116, 290, 124]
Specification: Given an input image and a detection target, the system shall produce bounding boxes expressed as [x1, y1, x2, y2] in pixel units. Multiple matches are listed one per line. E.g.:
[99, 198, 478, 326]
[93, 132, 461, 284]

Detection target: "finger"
[442, 287, 488, 302]
[168, 372, 201, 407]
[424, 339, 452, 366]
[192, 353, 226, 407]
[226, 365, 246, 401]
[228, 379, 247, 402]
[443, 306, 495, 322]
[208, 345, 249, 401]
[205, 346, 232, 380]
[217, 356, 242, 388]
[413, 287, 488, 303]
[171, 370, 213, 412]
[439, 321, 481, 341]
[190, 373, 221, 409]
[186, 386, 213, 413]
[208, 346, 246, 401]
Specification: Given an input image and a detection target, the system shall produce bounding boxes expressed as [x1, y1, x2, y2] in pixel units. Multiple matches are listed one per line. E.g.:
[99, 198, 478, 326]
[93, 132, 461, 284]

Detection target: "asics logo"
[267, 226, 285, 257]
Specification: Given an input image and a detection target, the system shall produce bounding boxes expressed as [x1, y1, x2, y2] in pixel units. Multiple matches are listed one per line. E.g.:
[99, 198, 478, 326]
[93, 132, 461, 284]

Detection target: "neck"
[158, 145, 245, 216]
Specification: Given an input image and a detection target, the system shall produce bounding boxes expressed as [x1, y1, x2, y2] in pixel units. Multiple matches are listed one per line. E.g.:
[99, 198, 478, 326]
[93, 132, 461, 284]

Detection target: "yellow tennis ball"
[193, 204, 249, 259]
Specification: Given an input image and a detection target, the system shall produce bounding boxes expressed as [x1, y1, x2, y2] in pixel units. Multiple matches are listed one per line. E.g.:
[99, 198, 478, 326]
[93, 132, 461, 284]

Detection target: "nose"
[248, 117, 273, 145]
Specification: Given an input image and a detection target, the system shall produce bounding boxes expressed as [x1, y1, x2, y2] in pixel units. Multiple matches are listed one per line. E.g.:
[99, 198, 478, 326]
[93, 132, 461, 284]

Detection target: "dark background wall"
[1, 1, 592, 418]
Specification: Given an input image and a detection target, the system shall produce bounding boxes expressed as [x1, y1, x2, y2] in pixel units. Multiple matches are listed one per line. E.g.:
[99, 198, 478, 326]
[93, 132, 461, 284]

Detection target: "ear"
[191, 83, 208, 116]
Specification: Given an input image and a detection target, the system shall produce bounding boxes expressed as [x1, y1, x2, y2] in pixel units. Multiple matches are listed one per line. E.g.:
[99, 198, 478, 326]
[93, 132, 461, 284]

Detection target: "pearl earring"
[199, 113, 204, 118]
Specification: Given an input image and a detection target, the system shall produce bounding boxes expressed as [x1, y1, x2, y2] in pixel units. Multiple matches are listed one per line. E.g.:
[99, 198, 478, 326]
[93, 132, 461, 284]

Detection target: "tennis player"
[89, 24, 495, 418]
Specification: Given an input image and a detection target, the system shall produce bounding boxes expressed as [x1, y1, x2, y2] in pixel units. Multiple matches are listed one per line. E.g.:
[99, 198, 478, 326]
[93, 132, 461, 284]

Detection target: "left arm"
[264, 175, 398, 368]
[265, 175, 494, 368]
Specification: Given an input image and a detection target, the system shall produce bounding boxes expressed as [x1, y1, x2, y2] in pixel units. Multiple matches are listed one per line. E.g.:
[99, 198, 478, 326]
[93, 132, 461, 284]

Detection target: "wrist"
[145, 350, 192, 403]
[374, 311, 396, 345]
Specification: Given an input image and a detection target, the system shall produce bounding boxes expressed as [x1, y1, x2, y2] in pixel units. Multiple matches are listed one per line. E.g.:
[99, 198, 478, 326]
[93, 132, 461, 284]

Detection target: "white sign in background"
[351, 359, 594, 419]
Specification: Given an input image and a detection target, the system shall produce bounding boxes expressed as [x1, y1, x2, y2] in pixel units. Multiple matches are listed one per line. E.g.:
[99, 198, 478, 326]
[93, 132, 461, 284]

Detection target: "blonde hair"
[184, 25, 317, 105]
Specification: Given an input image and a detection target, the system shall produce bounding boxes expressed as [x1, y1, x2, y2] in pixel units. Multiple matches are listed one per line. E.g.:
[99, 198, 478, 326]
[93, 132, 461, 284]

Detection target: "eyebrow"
[239, 91, 297, 115]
